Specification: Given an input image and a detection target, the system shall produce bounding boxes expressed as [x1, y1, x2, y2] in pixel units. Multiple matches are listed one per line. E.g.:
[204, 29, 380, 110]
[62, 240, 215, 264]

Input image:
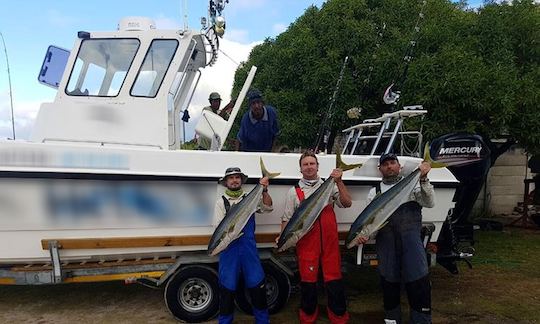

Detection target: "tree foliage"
[230, 0, 540, 153]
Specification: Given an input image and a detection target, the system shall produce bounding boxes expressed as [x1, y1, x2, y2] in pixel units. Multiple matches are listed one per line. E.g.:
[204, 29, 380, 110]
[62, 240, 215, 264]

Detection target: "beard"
[227, 184, 242, 191]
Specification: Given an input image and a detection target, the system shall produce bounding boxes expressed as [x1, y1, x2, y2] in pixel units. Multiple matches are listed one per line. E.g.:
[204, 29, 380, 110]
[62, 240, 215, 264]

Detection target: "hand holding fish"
[356, 236, 369, 245]
[259, 176, 272, 207]
[331, 168, 352, 207]
[259, 176, 269, 188]
[419, 161, 431, 179]
[330, 168, 344, 183]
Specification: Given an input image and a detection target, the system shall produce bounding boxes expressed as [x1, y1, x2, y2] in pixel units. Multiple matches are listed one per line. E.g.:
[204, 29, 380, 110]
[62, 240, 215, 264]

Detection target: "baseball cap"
[379, 153, 398, 165]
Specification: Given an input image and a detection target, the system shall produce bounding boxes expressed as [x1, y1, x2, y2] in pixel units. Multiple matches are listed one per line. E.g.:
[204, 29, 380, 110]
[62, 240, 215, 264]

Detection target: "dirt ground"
[1, 228, 539, 323]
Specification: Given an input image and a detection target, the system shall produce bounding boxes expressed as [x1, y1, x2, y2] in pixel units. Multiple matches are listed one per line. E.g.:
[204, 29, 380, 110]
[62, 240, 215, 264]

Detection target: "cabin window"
[131, 39, 179, 98]
[65, 38, 140, 97]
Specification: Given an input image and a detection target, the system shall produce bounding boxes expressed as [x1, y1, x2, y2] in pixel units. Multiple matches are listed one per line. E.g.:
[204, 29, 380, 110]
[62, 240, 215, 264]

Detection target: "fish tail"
[423, 142, 446, 168]
[260, 157, 280, 178]
[336, 151, 363, 171]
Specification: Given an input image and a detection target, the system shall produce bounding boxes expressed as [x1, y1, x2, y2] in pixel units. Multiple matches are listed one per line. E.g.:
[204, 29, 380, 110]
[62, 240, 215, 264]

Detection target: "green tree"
[230, 0, 540, 154]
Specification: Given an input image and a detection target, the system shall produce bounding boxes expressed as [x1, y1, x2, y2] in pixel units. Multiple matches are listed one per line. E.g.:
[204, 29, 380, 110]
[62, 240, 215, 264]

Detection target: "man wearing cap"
[214, 167, 272, 324]
[236, 89, 279, 152]
[198, 92, 235, 149]
[357, 153, 434, 324]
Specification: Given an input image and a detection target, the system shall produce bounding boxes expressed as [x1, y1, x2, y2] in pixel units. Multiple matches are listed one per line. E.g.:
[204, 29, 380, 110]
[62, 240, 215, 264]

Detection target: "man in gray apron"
[361, 153, 434, 324]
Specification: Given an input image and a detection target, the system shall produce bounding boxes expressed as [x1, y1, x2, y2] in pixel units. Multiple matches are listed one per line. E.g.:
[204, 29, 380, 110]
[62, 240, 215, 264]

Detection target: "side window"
[65, 39, 140, 97]
[38, 45, 70, 89]
[131, 39, 179, 97]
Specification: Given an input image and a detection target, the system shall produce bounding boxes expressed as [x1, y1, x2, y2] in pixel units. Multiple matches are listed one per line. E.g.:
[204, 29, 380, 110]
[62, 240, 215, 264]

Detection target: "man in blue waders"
[357, 153, 434, 324]
[214, 167, 273, 323]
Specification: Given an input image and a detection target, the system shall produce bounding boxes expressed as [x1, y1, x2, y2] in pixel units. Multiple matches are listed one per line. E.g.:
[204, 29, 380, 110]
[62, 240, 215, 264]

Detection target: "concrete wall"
[476, 147, 532, 216]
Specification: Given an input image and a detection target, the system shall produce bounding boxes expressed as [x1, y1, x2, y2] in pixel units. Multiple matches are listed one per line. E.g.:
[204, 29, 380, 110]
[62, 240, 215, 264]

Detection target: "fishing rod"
[382, 0, 427, 109]
[0, 31, 15, 140]
[316, 22, 387, 152]
[314, 56, 349, 153]
[347, 22, 387, 120]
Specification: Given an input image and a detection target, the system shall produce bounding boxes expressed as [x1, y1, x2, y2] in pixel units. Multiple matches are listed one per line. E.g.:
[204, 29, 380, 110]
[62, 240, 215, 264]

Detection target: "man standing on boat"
[214, 167, 272, 324]
[236, 89, 279, 152]
[280, 150, 351, 324]
[357, 153, 434, 324]
[198, 92, 235, 149]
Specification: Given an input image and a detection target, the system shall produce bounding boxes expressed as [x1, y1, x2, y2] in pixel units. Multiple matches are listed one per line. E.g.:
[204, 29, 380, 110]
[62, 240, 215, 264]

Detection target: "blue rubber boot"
[218, 313, 233, 324]
[253, 307, 269, 324]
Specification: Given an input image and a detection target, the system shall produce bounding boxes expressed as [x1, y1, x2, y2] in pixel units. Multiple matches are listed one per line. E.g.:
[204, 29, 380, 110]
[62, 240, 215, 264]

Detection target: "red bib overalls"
[295, 186, 349, 324]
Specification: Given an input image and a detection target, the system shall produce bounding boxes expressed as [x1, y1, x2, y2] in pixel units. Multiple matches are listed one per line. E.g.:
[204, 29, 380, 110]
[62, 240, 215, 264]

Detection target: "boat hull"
[0, 141, 457, 263]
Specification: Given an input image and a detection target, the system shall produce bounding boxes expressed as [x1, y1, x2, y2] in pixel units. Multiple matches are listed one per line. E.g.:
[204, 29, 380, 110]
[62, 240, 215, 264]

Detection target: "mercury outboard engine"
[430, 133, 491, 274]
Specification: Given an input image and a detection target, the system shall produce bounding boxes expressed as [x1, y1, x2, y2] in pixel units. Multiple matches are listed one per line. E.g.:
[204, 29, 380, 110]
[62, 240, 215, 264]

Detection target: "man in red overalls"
[280, 150, 352, 323]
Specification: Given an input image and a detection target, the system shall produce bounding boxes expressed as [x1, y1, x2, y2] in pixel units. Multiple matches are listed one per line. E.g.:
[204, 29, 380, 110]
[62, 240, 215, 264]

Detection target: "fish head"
[276, 233, 290, 252]
[208, 232, 229, 256]
[346, 238, 358, 249]
[346, 224, 372, 249]
[277, 231, 300, 252]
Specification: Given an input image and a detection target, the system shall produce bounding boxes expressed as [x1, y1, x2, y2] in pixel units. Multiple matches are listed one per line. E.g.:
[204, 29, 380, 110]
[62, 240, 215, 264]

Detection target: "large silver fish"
[208, 158, 279, 256]
[345, 168, 423, 249]
[345, 145, 445, 249]
[276, 153, 362, 252]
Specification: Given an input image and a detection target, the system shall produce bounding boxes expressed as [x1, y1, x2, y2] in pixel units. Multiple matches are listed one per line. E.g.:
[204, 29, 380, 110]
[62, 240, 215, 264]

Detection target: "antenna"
[182, 0, 188, 31]
[0, 31, 15, 140]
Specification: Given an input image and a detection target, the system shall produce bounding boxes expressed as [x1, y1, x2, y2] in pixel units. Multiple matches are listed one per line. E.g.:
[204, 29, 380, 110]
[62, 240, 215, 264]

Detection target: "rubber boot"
[383, 306, 402, 324]
[299, 306, 319, 324]
[218, 314, 233, 324]
[218, 285, 235, 324]
[410, 309, 432, 324]
[253, 307, 269, 324]
[327, 307, 350, 324]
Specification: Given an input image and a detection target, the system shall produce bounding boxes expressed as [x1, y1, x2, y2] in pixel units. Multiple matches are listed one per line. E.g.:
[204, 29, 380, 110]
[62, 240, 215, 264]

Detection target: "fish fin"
[297, 219, 304, 231]
[336, 151, 362, 171]
[260, 157, 280, 179]
[228, 222, 236, 234]
[423, 142, 446, 168]
[230, 231, 244, 243]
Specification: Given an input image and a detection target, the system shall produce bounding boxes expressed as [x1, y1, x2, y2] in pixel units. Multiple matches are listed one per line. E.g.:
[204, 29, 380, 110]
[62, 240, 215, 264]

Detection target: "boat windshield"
[66, 38, 140, 97]
[131, 39, 179, 98]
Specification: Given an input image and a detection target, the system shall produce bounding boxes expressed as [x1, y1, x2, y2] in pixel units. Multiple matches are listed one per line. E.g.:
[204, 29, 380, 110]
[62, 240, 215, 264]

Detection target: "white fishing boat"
[0, 4, 464, 321]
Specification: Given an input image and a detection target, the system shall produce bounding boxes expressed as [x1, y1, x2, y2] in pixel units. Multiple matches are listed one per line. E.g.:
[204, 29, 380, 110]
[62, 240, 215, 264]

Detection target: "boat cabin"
[33, 17, 219, 151]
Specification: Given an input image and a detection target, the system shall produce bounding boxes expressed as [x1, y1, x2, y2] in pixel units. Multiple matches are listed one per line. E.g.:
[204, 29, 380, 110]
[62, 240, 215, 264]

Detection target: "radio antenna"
[182, 0, 189, 31]
[0, 31, 15, 140]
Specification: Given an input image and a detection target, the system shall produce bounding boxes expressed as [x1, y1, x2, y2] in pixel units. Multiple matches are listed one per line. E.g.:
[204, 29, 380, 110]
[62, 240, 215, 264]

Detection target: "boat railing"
[342, 105, 427, 157]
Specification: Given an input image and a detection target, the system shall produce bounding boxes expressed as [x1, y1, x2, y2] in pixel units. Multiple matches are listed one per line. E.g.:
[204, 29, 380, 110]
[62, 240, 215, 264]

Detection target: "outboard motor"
[430, 133, 491, 274]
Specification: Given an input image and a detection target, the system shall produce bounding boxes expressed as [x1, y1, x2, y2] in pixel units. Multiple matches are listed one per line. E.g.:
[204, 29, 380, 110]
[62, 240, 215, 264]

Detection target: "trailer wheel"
[235, 262, 291, 315]
[164, 265, 219, 323]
